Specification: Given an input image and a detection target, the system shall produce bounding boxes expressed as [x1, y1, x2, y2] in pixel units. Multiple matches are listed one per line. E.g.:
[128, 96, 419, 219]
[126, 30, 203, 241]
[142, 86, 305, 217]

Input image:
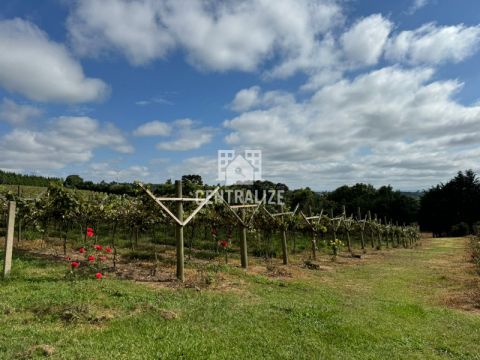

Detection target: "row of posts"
[2, 181, 413, 282]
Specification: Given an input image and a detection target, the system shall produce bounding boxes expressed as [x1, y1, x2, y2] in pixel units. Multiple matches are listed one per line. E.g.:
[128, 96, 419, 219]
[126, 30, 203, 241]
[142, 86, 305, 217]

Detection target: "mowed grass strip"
[0, 238, 479, 359]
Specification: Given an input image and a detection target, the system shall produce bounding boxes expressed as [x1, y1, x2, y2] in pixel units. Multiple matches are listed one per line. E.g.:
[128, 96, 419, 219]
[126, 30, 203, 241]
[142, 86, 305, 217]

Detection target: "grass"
[0, 237, 479, 359]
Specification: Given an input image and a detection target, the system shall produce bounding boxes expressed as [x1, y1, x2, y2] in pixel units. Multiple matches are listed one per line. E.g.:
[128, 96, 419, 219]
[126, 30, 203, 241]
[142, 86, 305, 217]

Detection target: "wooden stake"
[3, 201, 16, 278]
[240, 208, 248, 269]
[384, 216, 389, 248]
[368, 211, 374, 248]
[175, 181, 184, 282]
[17, 185, 21, 244]
[358, 207, 365, 250]
[343, 206, 352, 253]
[280, 206, 288, 265]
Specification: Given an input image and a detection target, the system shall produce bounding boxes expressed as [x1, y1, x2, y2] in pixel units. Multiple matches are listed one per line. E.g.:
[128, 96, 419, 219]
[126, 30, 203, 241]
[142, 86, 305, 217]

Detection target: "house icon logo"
[217, 150, 262, 185]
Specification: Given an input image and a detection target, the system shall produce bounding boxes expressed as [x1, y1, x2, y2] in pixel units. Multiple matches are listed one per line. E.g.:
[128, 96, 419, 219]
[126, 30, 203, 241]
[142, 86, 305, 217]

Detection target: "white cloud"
[385, 23, 480, 65]
[68, 0, 175, 65]
[135, 96, 173, 106]
[0, 18, 109, 103]
[224, 67, 480, 189]
[341, 14, 393, 66]
[230, 86, 295, 112]
[68, 0, 342, 72]
[156, 119, 215, 151]
[0, 98, 42, 125]
[160, 0, 342, 72]
[0, 116, 133, 170]
[133, 118, 215, 151]
[407, 0, 429, 14]
[133, 120, 172, 136]
[66, 1, 480, 99]
[230, 86, 262, 112]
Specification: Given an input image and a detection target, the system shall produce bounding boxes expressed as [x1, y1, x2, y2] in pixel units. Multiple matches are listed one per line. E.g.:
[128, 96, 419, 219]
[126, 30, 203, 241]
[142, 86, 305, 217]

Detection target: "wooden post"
[240, 208, 248, 269]
[368, 211, 374, 248]
[309, 208, 316, 261]
[175, 180, 184, 282]
[280, 206, 288, 265]
[358, 207, 365, 250]
[330, 209, 336, 241]
[17, 185, 21, 244]
[3, 201, 16, 278]
[384, 216, 389, 248]
[281, 229, 288, 265]
[343, 206, 352, 253]
[395, 221, 399, 247]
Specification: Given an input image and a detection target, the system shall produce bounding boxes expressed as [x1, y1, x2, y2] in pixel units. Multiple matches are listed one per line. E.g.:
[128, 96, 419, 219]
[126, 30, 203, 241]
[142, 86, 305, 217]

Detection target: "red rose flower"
[95, 272, 103, 279]
[218, 240, 228, 248]
[86, 227, 95, 237]
[79, 247, 86, 253]
[71, 261, 80, 268]
[88, 255, 95, 262]
[94, 244, 102, 251]
[105, 246, 113, 253]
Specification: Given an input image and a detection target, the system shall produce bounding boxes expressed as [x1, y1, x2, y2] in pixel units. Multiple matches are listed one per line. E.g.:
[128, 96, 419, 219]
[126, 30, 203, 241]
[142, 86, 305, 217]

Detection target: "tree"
[64, 175, 84, 189]
[419, 170, 480, 235]
[182, 174, 203, 186]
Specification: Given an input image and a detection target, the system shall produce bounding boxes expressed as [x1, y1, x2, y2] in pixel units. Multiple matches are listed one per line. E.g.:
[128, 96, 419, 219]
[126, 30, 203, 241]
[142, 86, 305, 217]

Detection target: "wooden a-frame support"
[138, 181, 220, 282]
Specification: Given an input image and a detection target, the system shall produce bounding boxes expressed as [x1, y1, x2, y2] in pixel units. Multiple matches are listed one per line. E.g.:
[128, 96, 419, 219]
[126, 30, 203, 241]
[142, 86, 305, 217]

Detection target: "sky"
[0, 0, 480, 191]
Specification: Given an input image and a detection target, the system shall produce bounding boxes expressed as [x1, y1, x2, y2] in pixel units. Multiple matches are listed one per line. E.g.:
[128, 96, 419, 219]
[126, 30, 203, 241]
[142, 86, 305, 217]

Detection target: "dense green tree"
[64, 175, 84, 189]
[182, 174, 203, 185]
[419, 170, 480, 235]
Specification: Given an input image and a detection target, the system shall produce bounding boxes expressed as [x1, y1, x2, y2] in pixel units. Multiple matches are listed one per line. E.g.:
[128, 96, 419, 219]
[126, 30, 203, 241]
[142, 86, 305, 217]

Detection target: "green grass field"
[0, 237, 479, 359]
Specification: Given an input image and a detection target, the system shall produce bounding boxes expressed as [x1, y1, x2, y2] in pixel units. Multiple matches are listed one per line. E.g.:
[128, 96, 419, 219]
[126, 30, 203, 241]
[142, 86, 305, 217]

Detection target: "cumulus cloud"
[224, 67, 480, 189]
[68, 0, 342, 71]
[66, 1, 480, 96]
[134, 118, 215, 151]
[68, 0, 174, 65]
[133, 120, 172, 136]
[341, 14, 393, 66]
[0, 116, 133, 170]
[0, 18, 109, 103]
[230, 86, 295, 112]
[156, 119, 215, 151]
[0, 98, 42, 125]
[385, 23, 480, 65]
